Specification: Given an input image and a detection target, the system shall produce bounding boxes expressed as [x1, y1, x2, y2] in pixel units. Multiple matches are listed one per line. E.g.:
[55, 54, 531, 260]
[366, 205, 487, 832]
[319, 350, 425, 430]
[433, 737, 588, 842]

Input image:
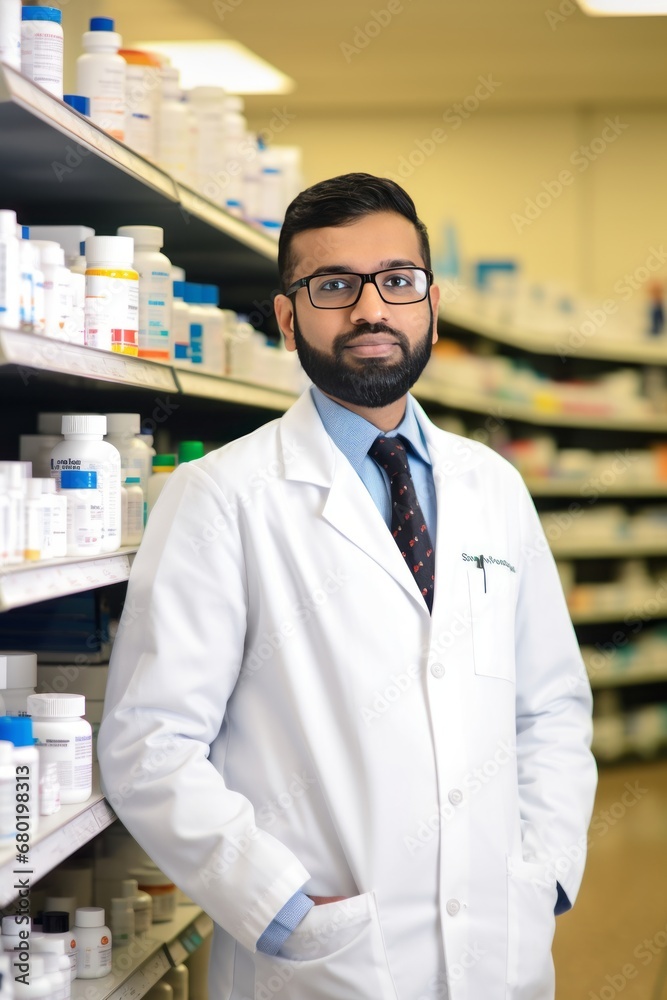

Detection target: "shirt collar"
[310, 385, 432, 474]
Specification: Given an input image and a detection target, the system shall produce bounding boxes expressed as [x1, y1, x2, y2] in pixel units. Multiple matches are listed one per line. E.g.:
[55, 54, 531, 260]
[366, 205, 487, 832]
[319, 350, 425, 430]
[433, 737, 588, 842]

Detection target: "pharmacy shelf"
[0, 329, 179, 393]
[0, 548, 137, 611]
[550, 538, 667, 559]
[527, 478, 667, 497]
[439, 300, 667, 366]
[415, 378, 667, 432]
[0, 65, 278, 311]
[0, 768, 115, 908]
[173, 367, 298, 409]
[70, 905, 214, 1000]
[0, 329, 298, 411]
[571, 602, 667, 624]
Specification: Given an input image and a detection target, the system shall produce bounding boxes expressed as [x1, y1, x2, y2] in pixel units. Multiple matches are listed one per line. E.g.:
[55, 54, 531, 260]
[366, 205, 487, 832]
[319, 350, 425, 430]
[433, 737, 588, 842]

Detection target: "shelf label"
[0, 331, 178, 392]
[0, 554, 132, 611]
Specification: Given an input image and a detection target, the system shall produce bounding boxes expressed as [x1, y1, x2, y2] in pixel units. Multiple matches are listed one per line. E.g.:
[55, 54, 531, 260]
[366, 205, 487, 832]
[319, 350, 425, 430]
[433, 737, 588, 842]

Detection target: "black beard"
[292, 302, 434, 409]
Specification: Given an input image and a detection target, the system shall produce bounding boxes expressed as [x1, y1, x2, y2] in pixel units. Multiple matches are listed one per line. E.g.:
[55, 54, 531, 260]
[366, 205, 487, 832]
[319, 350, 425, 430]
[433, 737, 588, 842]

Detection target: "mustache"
[334, 324, 410, 351]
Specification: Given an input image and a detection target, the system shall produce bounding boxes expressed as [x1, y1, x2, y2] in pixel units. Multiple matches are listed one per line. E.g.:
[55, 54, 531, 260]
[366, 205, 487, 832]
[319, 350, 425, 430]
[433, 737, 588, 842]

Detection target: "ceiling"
[111, 0, 667, 115]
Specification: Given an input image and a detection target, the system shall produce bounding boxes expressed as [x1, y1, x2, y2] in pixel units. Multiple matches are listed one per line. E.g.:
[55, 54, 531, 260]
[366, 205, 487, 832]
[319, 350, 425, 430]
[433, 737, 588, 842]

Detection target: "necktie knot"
[370, 435, 411, 479]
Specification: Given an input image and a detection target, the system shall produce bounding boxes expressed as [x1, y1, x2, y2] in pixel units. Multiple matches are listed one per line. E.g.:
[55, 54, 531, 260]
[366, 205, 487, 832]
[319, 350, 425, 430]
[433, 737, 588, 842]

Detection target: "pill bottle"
[129, 867, 177, 922]
[73, 908, 111, 979]
[36, 478, 67, 559]
[0, 650, 37, 716]
[157, 67, 191, 183]
[60, 470, 103, 556]
[0, 462, 25, 564]
[20, 6, 63, 100]
[0, 0, 20, 69]
[39, 760, 61, 816]
[17, 224, 35, 330]
[120, 879, 152, 936]
[104, 413, 152, 493]
[11, 953, 51, 998]
[24, 479, 45, 561]
[116, 226, 172, 362]
[0, 210, 20, 331]
[30, 241, 71, 341]
[171, 281, 189, 365]
[36, 951, 69, 999]
[43, 899, 77, 930]
[182, 283, 206, 366]
[0, 740, 15, 842]
[84, 236, 138, 356]
[118, 49, 162, 159]
[51, 415, 122, 554]
[110, 897, 134, 947]
[0, 715, 39, 835]
[76, 17, 126, 140]
[121, 477, 143, 546]
[199, 285, 225, 375]
[1, 913, 33, 951]
[163, 964, 188, 1000]
[146, 455, 176, 517]
[40, 911, 77, 982]
[27, 693, 92, 804]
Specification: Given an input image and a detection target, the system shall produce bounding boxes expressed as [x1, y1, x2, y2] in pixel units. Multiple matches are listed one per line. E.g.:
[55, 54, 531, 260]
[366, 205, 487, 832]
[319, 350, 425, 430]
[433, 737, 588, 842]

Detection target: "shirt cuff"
[256, 890, 314, 955]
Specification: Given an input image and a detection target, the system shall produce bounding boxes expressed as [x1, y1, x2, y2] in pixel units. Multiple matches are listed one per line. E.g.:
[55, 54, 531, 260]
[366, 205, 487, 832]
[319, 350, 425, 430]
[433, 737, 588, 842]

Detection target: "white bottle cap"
[0, 741, 13, 767]
[2, 914, 26, 934]
[75, 907, 105, 928]
[105, 413, 141, 435]
[121, 879, 139, 897]
[27, 692, 86, 718]
[31, 240, 66, 268]
[85, 235, 134, 267]
[116, 226, 164, 250]
[0, 210, 18, 237]
[0, 651, 37, 688]
[62, 414, 107, 437]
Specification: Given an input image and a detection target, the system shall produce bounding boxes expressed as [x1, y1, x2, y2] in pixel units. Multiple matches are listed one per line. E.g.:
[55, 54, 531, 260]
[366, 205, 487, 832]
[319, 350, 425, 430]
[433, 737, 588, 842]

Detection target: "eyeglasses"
[285, 266, 433, 309]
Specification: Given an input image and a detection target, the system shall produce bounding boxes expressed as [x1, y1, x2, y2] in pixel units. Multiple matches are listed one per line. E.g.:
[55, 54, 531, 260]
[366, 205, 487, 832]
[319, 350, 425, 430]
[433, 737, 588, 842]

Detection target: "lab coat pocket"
[467, 564, 517, 681]
[505, 856, 557, 1000]
[253, 891, 398, 1000]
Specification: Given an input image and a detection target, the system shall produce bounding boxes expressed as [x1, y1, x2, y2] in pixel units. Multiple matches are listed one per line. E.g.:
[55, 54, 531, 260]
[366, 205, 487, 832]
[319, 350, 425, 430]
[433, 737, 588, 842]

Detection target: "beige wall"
[248, 106, 667, 299]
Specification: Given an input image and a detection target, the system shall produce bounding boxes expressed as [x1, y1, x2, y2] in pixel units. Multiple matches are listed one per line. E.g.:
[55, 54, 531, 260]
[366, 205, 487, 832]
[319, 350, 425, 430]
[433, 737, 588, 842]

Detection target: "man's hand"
[307, 895, 348, 905]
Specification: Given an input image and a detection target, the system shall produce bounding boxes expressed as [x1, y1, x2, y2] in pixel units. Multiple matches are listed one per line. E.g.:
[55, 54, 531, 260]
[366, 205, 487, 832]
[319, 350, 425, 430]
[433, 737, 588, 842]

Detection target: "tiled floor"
[554, 758, 667, 1000]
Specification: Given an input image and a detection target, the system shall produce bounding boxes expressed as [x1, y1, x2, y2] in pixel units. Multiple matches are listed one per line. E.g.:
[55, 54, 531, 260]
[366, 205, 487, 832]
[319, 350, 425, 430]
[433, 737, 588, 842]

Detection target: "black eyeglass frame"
[284, 266, 434, 309]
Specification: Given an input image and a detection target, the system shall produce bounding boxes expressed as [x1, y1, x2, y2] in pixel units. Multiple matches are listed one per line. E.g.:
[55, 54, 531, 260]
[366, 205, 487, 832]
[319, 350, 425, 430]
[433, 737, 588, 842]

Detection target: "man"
[98, 173, 597, 1000]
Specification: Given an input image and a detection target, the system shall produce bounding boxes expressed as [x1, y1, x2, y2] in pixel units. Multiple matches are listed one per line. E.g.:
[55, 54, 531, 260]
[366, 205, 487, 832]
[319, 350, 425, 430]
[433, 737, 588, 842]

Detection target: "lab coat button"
[446, 898, 461, 916]
[430, 662, 445, 678]
[448, 788, 463, 805]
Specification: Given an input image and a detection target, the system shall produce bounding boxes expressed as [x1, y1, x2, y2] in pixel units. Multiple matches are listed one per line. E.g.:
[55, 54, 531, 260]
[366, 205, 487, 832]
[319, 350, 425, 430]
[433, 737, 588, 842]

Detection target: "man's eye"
[320, 279, 351, 292]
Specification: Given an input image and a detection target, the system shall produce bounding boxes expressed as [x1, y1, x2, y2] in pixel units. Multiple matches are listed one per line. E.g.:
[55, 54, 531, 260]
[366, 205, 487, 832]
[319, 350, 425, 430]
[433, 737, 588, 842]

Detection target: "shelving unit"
[437, 299, 667, 762]
[69, 905, 214, 1000]
[0, 67, 281, 999]
[0, 768, 115, 908]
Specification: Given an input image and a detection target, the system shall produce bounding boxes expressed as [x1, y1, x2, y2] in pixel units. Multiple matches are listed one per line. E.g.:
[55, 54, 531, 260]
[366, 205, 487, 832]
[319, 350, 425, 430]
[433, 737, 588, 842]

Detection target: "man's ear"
[429, 283, 440, 345]
[274, 294, 297, 352]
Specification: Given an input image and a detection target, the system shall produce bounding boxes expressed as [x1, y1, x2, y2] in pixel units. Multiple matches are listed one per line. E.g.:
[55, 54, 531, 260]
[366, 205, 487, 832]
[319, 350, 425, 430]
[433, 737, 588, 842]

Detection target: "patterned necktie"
[370, 435, 435, 613]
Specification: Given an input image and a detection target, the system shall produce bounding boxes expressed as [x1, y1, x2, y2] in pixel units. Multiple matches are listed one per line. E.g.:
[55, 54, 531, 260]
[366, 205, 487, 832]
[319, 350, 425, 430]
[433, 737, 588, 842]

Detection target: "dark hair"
[278, 172, 431, 291]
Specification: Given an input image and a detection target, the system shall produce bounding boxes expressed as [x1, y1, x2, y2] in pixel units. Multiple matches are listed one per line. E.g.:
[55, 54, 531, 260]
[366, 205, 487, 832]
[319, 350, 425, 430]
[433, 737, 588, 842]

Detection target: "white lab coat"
[98, 389, 597, 1000]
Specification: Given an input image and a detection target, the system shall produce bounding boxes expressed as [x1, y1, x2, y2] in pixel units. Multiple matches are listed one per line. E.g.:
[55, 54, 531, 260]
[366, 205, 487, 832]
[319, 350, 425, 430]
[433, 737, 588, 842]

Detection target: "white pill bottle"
[27, 693, 92, 804]
[50, 415, 122, 553]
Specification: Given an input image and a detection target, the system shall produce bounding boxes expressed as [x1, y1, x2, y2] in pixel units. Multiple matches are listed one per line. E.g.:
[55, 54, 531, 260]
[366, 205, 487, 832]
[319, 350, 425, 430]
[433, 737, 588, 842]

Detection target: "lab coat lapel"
[279, 390, 431, 612]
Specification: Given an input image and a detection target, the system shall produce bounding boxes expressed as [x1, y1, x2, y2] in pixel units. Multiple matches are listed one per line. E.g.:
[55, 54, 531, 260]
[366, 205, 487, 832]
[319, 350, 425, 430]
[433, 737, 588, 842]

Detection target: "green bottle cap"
[178, 441, 205, 463]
